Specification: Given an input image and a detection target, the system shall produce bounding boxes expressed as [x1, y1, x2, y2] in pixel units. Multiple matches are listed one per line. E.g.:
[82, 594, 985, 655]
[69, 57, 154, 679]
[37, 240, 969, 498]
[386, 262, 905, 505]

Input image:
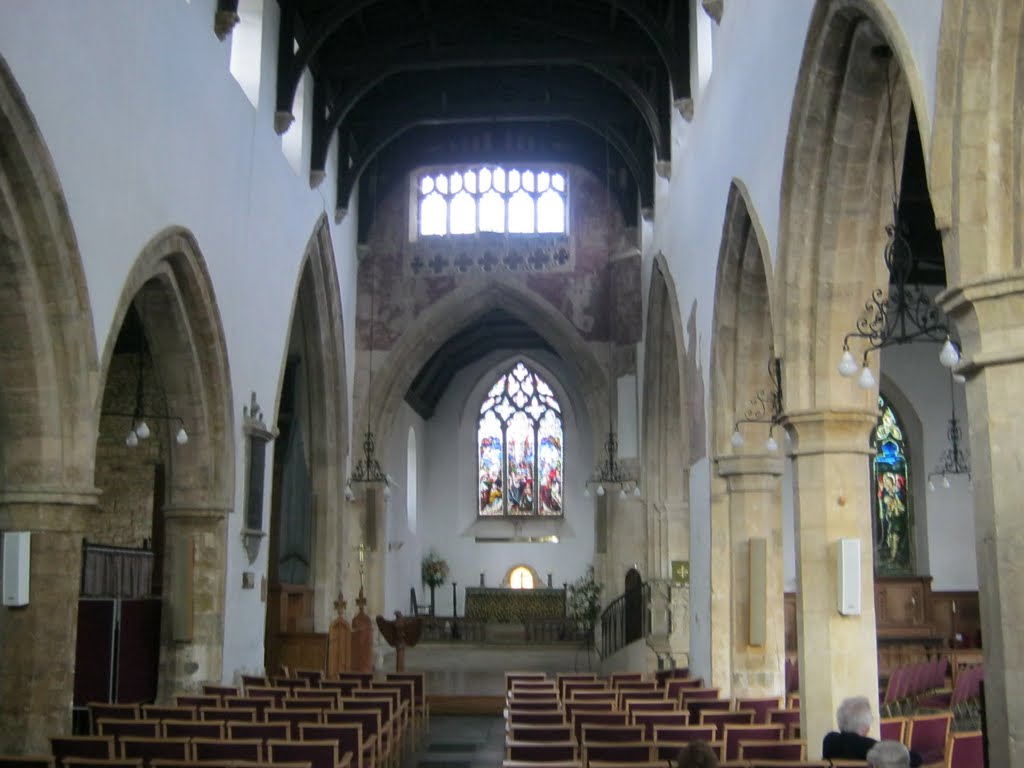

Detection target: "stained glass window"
[478, 362, 563, 517]
[871, 395, 913, 575]
[417, 165, 567, 236]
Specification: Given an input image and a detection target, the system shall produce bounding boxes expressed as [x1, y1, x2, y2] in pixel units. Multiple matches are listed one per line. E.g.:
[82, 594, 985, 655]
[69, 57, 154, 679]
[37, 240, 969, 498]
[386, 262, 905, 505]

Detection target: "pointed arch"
[103, 226, 234, 696]
[367, 275, 607, 449]
[0, 54, 99, 498]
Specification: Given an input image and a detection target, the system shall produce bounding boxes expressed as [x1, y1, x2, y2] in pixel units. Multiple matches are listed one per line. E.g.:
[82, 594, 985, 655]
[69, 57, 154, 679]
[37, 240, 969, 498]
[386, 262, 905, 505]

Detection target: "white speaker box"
[3, 531, 31, 607]
[837, 537, 860, 616]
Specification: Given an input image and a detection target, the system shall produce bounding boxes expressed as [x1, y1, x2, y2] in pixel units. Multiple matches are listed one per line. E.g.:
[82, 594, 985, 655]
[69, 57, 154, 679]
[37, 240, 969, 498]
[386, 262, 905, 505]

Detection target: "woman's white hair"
[867, 740, 910, 768]
[836, 695, 873, 733]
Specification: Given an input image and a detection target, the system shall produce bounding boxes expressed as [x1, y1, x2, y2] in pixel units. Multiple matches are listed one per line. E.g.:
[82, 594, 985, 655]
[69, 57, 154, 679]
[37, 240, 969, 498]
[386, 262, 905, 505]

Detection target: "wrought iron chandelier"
[730, 358, 784, 453]
[106, 334, 188, 448]
[928, 374, 970, 491]
[836, 46, 959, 388]
[586, 150, 639, 500]
[345, 194, 393, 501]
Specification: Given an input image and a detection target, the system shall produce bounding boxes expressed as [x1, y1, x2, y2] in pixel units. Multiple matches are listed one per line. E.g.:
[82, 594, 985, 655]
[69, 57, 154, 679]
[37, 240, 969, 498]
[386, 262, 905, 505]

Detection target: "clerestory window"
[416, 165, 567, 237]
[478, 362, 563, 517]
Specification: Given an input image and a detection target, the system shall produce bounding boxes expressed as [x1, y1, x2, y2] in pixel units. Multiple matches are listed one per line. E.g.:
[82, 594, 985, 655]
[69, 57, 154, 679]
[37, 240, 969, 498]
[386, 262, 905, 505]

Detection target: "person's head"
[675, 740, 719, 768]
[836, 695, 873, 735]
[866, 740, 911, 768]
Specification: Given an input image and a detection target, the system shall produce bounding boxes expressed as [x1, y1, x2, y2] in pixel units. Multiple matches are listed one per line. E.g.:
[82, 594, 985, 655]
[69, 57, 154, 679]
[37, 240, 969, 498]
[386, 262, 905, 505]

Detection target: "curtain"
[279, 418, 312, 584]
[81, 544, 154, 598]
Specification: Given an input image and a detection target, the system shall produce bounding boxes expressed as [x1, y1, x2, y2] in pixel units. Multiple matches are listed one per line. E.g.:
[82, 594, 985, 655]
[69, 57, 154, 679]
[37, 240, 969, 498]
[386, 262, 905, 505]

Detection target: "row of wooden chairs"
[505, 736, 810, 765]
[881, 659, 950, 716]
[1, 758, 314, 768]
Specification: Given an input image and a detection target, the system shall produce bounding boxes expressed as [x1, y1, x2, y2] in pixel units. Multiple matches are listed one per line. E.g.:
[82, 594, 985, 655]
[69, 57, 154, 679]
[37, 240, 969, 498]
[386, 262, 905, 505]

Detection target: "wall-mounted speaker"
[837, 538, 861, 616]
[748, 537, 767, 646]
[3, 531, 31, 607]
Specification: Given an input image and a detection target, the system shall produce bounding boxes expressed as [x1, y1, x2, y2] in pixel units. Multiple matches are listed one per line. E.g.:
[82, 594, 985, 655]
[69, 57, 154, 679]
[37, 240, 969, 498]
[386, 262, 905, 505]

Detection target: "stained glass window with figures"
[871, 395, 914, 575]
[478, 362, 563, 517]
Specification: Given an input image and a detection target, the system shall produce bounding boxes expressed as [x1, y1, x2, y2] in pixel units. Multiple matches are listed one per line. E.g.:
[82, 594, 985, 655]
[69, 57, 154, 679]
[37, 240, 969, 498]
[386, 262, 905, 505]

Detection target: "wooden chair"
[571, 711, 629, 743]
[507, 724, 575, 743]
[335, 673, 374, 689]
[265, 707, 323, 739]
[240, 674, 269, 689]
[734, 696, 782, 724]
[0, 755, 54, 768]
[906, 712, 952, 767]
[191, 738, 263, 763]
[267, 740, 352, 768]
[384, 672, 429, 741]
[200, 706, 257, 723]
[299, 723, 368, 768]
[505, 672, 550, 692]
[879, 716, 908, 744]
[223, 696, 273, 720]
[151, 761, 233, 768]
[140, 706, 195, 722]
[581, 741, 655, 766]
[609, 674, 646, 688]
[502, 762, 580, 768]
[95, 720, 161, 741]
[318, 680, 361, 698]
[588, 763, 665, 768]
[62, 759, 142, 768]
[50, 736, 116, 767]
[506, 697, 562, 711]
[685, 697, 731, 724]
[700, 708, 755, 739]
[505, 741, 578, 763]
[282, 697, 337, 714]
[174, 695, 219, 710]
[161, 720, 224, 739]
[944, 730, 984, 768]
[767, 708, 801, 738]
[506, 709, 567, 726]
[579, 724, 645, 744]
[294, 669, 324, 685]
[226, 720, 291, 744]
[737, 738, 806, 762]
[564, 701, 615, 722]
[271, 677, 309, 693]
[324, 709, 386, 768]
[87, 704, 140, 734]
[746, 761, 828, 768]
[201, 684, 238, 700]
[721, 723, 785, 760]
[118, 738, 190, 768]
[243, 687, 288, 708]
[632, 709, 689, 738]
[651, 724, 716, 744]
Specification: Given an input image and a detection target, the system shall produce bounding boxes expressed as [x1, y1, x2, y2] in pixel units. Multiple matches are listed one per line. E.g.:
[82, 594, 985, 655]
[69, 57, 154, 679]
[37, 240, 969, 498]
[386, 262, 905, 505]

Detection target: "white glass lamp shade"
[596, 485, 605, 497]
[939, 338, 960, 368]
[730, 429, 744, 448]
[941, 475, 951, 489]
[175, 426, 189, 445]
[134, 420, 150, 440]
[633, 485, 641, 498]
[583, 485, 591, 498]
[838, 349, 859, 377]
[857, 365, 876, 389]
[125, 429, 139, 447]
[927, 478, 936, 492]
[765, 434, 779, 453]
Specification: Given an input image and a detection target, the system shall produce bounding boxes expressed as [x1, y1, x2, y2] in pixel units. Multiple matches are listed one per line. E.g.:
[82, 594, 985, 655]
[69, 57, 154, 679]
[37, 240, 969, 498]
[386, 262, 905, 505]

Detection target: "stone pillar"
[716, 453, 786, 697]
[782, 410, 879, 755]
[708, 472, 731, 692]
[158, 505, 228, 699]
[940, 275, 1024, 768]
[0, 493, 96, 751]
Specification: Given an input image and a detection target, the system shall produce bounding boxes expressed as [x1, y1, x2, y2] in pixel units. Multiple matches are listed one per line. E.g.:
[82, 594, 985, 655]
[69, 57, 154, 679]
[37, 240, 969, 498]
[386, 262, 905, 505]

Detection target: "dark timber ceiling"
[270, 0, 690, 236]
[406, 309, 556, 419]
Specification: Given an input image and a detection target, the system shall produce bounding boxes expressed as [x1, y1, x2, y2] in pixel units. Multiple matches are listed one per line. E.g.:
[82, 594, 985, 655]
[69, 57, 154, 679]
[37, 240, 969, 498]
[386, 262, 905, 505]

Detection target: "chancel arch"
[266, 216, 348, 674]
[708, 181, 784, 697]
[99, 227, 234, 701]
[0, 53, 100, 752]
[775, 2, 927, 748]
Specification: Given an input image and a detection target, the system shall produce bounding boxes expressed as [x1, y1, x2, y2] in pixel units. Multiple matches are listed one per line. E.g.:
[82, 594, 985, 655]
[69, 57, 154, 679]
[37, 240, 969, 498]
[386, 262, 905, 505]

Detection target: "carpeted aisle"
[404, 715, 506, 768]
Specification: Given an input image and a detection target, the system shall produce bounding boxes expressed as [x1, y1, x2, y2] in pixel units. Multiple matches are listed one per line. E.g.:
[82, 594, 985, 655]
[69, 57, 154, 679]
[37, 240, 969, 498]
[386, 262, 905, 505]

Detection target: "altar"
[464, 587, 566, 623]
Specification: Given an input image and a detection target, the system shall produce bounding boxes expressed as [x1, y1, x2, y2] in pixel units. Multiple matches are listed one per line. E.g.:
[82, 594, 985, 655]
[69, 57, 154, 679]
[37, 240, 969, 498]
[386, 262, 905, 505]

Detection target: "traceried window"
[478, 362, 563, 517]
[508, 566, 535, 590]
[417, 166, 567, 237]
[871, 395, 913, 576]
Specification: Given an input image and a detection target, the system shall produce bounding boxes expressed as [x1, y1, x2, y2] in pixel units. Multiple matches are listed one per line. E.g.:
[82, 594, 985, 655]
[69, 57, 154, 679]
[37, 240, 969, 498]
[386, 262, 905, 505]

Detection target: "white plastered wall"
[0, 0, 360, 680]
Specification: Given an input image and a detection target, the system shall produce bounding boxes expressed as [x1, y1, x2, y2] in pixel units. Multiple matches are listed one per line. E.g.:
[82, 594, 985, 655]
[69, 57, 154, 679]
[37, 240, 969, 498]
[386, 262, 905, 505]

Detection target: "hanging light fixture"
[730, 358, 784, 453]
[105, 327, 188, 448]
[585, 147, 639, 500]
[836, 46, 959, 388]
[345, 168, 393, 501]
[927, 373, 970, 491]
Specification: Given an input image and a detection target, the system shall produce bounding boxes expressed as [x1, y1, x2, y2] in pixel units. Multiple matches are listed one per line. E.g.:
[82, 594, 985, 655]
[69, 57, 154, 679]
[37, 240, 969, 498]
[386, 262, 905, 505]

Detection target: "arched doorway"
[623, 567, 644, 644]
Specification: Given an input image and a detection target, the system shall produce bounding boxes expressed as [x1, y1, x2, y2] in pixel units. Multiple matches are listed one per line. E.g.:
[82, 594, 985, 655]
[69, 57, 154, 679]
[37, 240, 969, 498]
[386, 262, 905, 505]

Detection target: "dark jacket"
[822, 730, 922, 767]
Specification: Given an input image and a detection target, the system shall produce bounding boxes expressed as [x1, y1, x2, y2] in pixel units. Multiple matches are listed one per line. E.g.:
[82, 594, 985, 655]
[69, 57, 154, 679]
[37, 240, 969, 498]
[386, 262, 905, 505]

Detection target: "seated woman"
[822, 696, 921, 767]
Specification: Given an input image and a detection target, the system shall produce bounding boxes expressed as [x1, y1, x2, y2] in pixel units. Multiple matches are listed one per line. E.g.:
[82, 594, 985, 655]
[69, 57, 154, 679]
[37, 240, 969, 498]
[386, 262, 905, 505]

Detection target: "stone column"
[782, 410, 879, 755]
[940, 275, 1024, 768]
[716, 453, 786, 697]
[0, 492, 97, 751]
[158, 505, 228, 699]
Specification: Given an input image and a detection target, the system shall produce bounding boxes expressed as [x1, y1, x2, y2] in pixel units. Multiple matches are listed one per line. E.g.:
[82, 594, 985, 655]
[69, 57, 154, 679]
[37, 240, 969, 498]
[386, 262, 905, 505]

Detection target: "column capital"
[938, 271, 1024, 375]
[781, 409, 876, 457]
[715, 453, 784, 479]
[0, 488, 100, 532]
